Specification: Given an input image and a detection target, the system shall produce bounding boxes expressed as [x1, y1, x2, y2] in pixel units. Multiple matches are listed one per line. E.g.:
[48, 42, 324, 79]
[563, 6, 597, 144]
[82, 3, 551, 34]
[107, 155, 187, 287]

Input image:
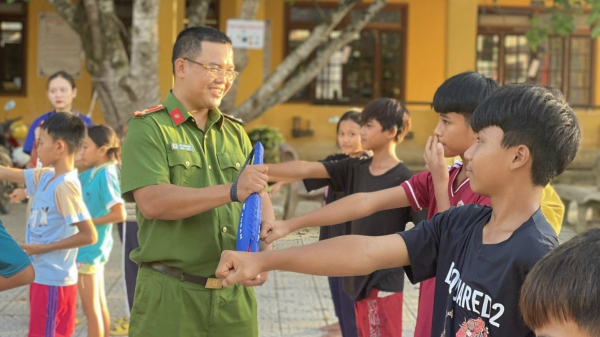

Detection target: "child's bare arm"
[266, 161, 329, 182]
[20, 219, 98, 256]
[260, 184, 410, 243]
[92, 204, 126, 226]
[217, 233, 410, 287]
[0, 265, 35, 291]
[0, 166, 25, 185]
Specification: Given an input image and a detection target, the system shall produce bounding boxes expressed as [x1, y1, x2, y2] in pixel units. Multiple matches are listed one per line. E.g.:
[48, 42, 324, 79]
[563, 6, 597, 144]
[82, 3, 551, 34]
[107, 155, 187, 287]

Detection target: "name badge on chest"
[171, 142, 195, 152]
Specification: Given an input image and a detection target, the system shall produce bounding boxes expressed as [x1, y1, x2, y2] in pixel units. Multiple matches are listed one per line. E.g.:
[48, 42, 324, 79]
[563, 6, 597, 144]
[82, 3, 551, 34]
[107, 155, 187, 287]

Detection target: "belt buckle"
[205, 278, 223, 289]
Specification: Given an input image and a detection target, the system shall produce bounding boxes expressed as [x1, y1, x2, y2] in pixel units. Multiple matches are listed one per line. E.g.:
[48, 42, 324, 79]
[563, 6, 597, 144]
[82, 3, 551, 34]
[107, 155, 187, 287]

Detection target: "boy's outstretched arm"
[20, 219, 98, 256]
[265, 161, 329, 182]
[260, 184, 410, 244]
[0, 166, 25, 185]
[0, 265, 35, 291]
[92, 204, 126, 226]
[216, 233, 410, 287]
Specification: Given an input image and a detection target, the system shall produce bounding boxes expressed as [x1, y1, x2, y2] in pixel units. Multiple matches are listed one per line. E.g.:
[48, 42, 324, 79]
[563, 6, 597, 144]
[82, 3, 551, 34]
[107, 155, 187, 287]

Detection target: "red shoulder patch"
[131, 104, 165, 117]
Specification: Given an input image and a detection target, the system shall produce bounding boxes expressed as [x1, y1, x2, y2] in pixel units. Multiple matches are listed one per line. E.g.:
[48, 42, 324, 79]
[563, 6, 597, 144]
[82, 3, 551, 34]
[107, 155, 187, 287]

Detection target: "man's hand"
[424, 135, 449, 184]
[10, 188, 27, 203]
[216, 250, 265, 287]
[260, 219, 294, 244]
[236, 165, 268, 202]
[19, 243, 49, 256]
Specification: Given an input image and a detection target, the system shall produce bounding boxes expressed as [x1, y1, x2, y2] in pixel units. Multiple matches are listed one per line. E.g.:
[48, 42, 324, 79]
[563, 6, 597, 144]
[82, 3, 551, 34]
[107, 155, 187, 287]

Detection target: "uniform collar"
[163, 92, 225, 130]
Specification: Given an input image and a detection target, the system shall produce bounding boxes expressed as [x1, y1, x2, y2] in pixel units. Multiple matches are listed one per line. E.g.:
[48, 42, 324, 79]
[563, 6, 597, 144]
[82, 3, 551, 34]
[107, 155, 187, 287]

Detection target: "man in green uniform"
[121, 27, 272, 337]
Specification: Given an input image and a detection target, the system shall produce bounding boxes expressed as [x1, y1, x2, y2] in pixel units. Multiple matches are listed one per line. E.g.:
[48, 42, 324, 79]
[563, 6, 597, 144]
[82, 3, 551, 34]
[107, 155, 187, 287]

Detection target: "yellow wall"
[0, 2, 105, 126]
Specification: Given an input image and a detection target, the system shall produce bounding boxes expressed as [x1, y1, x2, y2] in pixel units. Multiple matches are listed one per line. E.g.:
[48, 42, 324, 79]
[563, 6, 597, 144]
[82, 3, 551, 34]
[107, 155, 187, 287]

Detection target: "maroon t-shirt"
[401, 162, 491, 219]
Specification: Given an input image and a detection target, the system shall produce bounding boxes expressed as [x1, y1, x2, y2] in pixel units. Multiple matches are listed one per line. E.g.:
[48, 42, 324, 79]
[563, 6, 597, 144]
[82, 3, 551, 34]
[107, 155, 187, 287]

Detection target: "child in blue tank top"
[77, 125, 125, 337]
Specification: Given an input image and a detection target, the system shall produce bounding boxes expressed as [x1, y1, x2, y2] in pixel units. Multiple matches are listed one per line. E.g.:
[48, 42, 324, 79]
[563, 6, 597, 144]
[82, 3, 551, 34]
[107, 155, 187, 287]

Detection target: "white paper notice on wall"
[226, 19, 265, 50]
[38, 13, 82, 77]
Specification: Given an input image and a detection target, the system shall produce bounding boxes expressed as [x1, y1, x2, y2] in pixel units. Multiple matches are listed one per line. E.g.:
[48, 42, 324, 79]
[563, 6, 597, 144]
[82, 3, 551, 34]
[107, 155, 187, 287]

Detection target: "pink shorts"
[29, 283, 77, 337]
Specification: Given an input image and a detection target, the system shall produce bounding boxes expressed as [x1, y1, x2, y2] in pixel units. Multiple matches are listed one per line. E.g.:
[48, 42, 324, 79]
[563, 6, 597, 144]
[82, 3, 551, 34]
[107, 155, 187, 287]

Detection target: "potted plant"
[247, 126, 285, 163]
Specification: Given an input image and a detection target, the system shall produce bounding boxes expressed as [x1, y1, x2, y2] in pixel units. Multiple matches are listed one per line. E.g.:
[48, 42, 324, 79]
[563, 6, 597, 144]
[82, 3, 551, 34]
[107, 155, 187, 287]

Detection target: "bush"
[247, 126, 285, 163]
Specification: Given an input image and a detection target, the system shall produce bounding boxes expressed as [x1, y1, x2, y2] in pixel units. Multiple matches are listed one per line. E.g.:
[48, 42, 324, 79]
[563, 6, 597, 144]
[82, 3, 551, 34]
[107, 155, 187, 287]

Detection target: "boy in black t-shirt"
[216, 84, 582, 336]
[264, 98, 420, 336]
[519, 228, 600, 337]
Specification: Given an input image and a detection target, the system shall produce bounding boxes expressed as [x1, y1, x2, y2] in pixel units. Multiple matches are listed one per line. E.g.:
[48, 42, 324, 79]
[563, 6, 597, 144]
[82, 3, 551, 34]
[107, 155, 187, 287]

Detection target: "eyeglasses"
[183, 58, 239, 82]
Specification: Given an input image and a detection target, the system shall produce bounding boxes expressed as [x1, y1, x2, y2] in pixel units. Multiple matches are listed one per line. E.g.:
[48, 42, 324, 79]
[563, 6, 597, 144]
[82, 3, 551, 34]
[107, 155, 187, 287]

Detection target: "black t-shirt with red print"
[400, 204, 557, 337]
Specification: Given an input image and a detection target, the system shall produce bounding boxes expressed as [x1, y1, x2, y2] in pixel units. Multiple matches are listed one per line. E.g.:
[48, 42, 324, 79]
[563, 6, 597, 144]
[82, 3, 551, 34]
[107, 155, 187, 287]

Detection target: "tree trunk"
[188, 0, 211, 27]
[232, 0, 372, 121]
[219, 0, 260, 113]
[48, 0, 160, 131]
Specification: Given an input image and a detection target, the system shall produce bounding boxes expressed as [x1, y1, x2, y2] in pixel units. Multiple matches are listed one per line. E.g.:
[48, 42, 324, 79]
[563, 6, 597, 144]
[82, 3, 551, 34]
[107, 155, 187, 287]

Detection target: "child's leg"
[97, 268, 111, 337]
[78, 267, 104, 337]
[414, 277, 436, 337]
[354, 289, 403, 337]
[336, 277, 358, 337]
[123, 221, 140, 312]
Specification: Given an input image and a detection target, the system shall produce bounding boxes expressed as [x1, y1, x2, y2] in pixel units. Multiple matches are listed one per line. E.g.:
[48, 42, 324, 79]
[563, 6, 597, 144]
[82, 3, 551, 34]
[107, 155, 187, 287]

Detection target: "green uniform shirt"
[121, 92, 252, 277]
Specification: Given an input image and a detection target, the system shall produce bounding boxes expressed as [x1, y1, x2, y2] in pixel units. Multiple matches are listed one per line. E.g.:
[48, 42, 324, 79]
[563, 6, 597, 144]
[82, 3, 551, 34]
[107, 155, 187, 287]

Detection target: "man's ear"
[509, 144, 531, 171]
[174, 58, 187, 78]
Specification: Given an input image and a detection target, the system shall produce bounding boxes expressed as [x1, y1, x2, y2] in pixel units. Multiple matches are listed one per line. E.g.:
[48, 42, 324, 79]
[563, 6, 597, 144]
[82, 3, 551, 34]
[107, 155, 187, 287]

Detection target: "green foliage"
[247, 126, 285, 163]
[525, 0, 600, 51]
[526, 15, 549, 52]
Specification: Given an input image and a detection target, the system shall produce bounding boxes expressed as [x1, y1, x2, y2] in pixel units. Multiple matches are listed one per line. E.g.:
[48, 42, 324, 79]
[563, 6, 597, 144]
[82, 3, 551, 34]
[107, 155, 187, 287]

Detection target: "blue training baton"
[236, 142, 264, 252]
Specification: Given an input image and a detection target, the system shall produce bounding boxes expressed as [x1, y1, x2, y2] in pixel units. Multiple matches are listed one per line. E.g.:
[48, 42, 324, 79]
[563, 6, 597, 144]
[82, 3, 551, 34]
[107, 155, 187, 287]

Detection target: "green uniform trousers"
[129, 266, 258, 337]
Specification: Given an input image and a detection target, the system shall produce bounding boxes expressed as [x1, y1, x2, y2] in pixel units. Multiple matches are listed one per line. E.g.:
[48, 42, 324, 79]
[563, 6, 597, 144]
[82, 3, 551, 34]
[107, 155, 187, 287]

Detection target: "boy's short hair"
[172, 27, 232, 74]
[519, 228, 600, 336]
[40, 112, 87, 154]
[432, 71, 499, 124]
[360, 98, 411, 142]
[471, 84, 581, 186]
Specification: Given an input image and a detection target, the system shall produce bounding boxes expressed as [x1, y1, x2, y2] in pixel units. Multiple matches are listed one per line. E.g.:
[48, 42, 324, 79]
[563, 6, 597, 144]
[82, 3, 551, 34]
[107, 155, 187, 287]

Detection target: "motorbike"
[0, 100, 30, 214]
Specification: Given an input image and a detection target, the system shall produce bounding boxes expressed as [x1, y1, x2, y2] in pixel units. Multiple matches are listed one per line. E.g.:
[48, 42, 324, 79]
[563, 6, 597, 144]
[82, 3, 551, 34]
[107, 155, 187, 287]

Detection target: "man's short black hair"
[433, 71, 500, 124]
[361, 98, 411, 142]
[40, 112, 87, 154]
[520, 228, 600, 336]
[471, 84, 581, 186]
[172, 27, 232, 74]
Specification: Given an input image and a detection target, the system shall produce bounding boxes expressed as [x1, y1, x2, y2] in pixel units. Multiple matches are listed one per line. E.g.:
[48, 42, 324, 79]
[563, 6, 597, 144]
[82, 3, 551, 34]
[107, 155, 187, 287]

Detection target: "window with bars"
[286, 3, 406, 104]
[0, 1, 26, 95]
[476, 10, 595, 106]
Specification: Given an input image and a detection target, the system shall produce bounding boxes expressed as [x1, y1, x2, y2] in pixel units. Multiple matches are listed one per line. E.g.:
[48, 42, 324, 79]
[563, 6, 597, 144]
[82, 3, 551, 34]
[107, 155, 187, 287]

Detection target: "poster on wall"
[226, 19, 265, 49]
[37, 13, 82, 77]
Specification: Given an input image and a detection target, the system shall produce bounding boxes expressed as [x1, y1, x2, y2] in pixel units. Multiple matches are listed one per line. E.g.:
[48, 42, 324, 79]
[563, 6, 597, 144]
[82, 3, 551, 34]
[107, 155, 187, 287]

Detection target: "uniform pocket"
[167, 151, 202, 186]
[217, 152, 244, 181]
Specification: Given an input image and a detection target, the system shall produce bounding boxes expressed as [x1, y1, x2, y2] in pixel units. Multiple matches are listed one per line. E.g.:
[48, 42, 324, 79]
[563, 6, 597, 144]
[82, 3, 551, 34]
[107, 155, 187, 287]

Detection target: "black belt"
[140, 262, 223, 289]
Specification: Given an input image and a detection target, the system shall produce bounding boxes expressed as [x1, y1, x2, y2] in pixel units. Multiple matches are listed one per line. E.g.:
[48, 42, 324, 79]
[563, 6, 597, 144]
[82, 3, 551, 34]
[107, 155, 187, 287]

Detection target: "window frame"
[284, 2, 407, 105]
[477, 7, 596, 107]
[0, 3, 27, 96]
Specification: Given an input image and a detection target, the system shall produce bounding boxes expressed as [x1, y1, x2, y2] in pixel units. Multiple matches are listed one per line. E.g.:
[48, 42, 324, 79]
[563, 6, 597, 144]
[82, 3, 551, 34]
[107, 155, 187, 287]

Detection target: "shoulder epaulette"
[223, 113, 244, 125]
[131, 104, 165, 117]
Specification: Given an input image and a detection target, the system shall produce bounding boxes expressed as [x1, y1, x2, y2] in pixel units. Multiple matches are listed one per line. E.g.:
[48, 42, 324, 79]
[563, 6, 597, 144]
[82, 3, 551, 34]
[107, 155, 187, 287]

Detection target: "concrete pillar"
[446, 0, 478, 78]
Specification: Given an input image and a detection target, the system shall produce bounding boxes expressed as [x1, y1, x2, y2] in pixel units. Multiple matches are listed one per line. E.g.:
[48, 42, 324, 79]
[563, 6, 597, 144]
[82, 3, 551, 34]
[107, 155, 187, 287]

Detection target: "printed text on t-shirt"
[444, 262, 505, 327]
